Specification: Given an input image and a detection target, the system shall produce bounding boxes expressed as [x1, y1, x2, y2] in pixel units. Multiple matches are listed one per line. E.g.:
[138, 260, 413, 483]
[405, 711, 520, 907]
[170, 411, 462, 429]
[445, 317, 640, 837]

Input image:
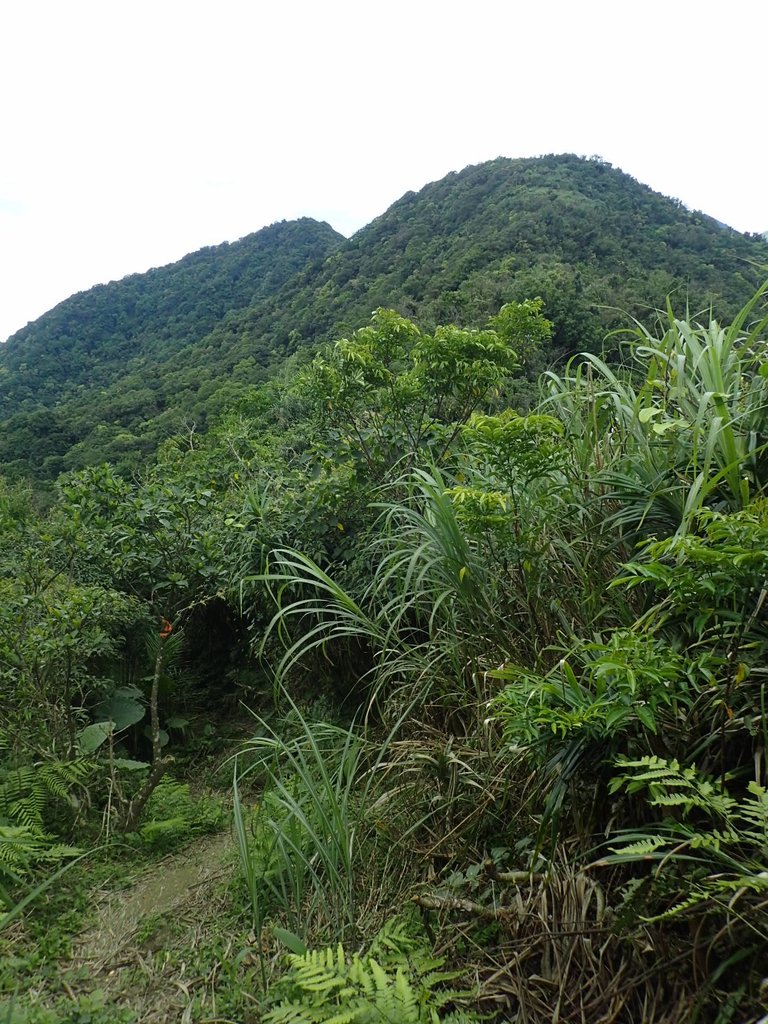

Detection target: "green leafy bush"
[132, 779, 224, 851]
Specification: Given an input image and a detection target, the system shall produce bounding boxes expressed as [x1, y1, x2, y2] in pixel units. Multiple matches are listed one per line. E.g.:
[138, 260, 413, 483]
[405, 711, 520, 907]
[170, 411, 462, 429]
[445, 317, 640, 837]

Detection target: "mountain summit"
[2, 155, 766, 480]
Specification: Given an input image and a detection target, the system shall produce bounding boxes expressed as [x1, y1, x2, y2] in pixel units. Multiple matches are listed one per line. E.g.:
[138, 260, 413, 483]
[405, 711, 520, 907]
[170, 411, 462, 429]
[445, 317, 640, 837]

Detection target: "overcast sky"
[1, 0, 766, 344]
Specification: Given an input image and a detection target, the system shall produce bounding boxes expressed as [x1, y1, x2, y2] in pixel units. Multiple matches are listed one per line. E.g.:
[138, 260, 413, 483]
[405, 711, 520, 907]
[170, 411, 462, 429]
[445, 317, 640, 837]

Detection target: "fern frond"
[643, 889, 709, 922]
[0, 759, 89, 832]
[610, 834, 669, 857]
[420, 976, 469, 1001]
[715, 874, 768, 893]
[368, 915, 421, 961]
[394, 968, 418, 1018]
[0, 824, 79, 890]
[322, 1011, 356, 1024]
[368, 957, 389, 996]
[8, 795, 45, 831]
[264, 920, 480, 1023]
[265, 1003, 321, 1024]
[0, 825, 40, 865]
[145, 627, 185, 670]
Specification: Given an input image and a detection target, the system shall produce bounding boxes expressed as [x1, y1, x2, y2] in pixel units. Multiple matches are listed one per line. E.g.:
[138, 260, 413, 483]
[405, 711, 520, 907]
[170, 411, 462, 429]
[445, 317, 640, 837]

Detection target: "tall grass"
[231, 689, 426, 958]
[256, 547, 387, 695]
[544, 283, 768, 540]
[233, 712, 365, 947]
[251, 467, 494, 728]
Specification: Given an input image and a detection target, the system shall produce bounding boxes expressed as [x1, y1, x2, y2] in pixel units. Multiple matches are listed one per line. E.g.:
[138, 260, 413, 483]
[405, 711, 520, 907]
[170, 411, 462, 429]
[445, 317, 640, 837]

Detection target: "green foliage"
[254, 547, 385, 695]
[0, 760, 87, 896]
[544, 280, 768, 541]
[132, 778, 224, 851]
[0, 509, 148, 758]
[264, 918, 477, 1024]
[1, 987, 135, 1024]
[620, 502, 768, 631]
[459, 408, 565, 484]
[607, 756, 768, 962]
[57, 463, 231, 612]
[0, 825, 80, 904]
[0, 761, 90, 833]
[490, 630, 695, 842]
[295, 302, 539, 482]
[253, 463, 499, 724]
[3, 156, 767, 481]
[616, 503, 768, 777]
[234, 707, 377, 945]
[494, 631, 688, 746]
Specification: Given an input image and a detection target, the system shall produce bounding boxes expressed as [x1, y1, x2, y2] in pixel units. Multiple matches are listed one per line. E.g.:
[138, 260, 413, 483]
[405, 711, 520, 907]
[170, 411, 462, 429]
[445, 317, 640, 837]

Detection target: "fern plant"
[264, 917, 478, 1024]
[607, 755, 768, 934]
[0, 759, 87, 898]
[0, 824, 80, 904]
[0, 759, 90, 832]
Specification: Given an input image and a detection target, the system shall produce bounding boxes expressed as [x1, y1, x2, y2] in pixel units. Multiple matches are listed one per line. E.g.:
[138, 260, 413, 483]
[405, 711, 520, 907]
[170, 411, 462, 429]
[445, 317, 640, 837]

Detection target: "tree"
[295, 301, 551, 481]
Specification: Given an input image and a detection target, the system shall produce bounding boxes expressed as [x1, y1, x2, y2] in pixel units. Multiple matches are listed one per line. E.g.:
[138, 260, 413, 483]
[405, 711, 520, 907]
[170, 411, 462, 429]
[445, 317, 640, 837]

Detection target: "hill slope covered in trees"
[0, 219, 342, 477]
[1, 154, 767, 480]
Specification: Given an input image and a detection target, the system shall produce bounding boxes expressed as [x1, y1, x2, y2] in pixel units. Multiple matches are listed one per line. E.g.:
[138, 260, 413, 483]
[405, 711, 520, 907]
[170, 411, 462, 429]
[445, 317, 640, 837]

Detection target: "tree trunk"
[120, 639, 171, 832]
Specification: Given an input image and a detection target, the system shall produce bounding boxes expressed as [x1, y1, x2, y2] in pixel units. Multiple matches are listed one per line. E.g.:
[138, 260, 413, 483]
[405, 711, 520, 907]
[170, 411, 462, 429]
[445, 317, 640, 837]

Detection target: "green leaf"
[110, 758, 149, 771]
[143, 727, 170, 748]
[651, 420, 678, 435]
[638, 406, 661, 423]
[635, 704, 657, 732]
[77, 721, 113, 753]
[95, 689, 145, 731]
[273, 926, 308, 955]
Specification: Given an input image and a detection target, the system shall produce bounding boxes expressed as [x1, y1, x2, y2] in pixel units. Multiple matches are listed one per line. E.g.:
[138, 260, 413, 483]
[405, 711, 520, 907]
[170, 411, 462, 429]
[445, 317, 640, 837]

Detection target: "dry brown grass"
[416, 855, 700, 1024]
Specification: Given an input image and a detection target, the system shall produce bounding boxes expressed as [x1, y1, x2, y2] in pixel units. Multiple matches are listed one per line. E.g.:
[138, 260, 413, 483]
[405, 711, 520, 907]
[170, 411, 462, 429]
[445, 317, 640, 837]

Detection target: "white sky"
[1, 0, 766, 344]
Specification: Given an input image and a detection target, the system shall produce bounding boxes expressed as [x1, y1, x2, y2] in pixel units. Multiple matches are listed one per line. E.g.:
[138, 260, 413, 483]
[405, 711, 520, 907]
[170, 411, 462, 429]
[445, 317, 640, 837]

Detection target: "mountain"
[0, 219, 342, 478]
[2, 155, 767, 481]
[220, 155, 768, 362]
[1, 218, 342, 400]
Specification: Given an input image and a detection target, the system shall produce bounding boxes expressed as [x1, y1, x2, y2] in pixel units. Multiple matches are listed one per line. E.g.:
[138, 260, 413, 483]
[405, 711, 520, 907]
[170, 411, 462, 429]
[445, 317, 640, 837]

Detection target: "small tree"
[296, 301, 551, 480]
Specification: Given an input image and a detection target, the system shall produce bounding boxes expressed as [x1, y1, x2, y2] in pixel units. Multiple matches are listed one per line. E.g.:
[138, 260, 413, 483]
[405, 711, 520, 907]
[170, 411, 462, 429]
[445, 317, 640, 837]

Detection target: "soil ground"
[65, 831, 252, 1024]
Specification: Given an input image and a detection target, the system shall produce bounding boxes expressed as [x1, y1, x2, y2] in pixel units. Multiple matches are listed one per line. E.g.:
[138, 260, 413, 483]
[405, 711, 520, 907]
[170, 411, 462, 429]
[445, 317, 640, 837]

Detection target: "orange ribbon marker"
[159, 618, 173, 639]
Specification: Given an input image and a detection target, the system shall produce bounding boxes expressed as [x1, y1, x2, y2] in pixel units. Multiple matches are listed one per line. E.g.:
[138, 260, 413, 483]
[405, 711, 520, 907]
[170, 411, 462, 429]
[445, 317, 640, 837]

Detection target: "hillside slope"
[230, 154, 767, 358]
[0, 219, 343, 477]
[2, 155, 767, 480]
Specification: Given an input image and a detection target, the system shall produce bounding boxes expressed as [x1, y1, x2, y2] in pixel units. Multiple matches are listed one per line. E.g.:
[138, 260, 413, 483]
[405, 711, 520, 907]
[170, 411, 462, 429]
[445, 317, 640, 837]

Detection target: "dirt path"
[70, 829, 242, 1022]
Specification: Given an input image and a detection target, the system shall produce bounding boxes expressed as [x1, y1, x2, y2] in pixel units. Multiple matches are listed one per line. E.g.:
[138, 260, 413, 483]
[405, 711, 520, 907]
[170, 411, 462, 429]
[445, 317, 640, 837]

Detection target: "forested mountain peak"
[1, 217, 342, 389]
[1, 155, 767, 481]
[227, 154, 767, 370]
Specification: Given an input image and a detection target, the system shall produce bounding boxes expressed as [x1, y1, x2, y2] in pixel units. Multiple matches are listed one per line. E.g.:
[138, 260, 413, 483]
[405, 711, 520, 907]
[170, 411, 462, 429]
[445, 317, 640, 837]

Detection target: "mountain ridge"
[2, 154, 767, 480]
[0, 218, 343, 404]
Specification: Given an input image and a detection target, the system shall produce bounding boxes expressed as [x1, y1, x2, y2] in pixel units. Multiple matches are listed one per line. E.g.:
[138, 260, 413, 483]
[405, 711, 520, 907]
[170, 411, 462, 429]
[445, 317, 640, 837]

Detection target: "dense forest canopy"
[1, 154, 766, 481]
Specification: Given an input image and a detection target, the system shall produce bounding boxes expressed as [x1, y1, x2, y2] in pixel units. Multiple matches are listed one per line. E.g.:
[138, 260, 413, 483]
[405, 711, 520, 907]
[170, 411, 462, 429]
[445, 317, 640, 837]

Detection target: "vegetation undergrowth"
[3, 286, 768, 1022]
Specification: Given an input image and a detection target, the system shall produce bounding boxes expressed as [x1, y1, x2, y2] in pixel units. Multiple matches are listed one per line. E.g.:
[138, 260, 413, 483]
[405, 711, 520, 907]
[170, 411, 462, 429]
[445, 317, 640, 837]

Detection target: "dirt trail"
[70, 829, 239, 1021]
